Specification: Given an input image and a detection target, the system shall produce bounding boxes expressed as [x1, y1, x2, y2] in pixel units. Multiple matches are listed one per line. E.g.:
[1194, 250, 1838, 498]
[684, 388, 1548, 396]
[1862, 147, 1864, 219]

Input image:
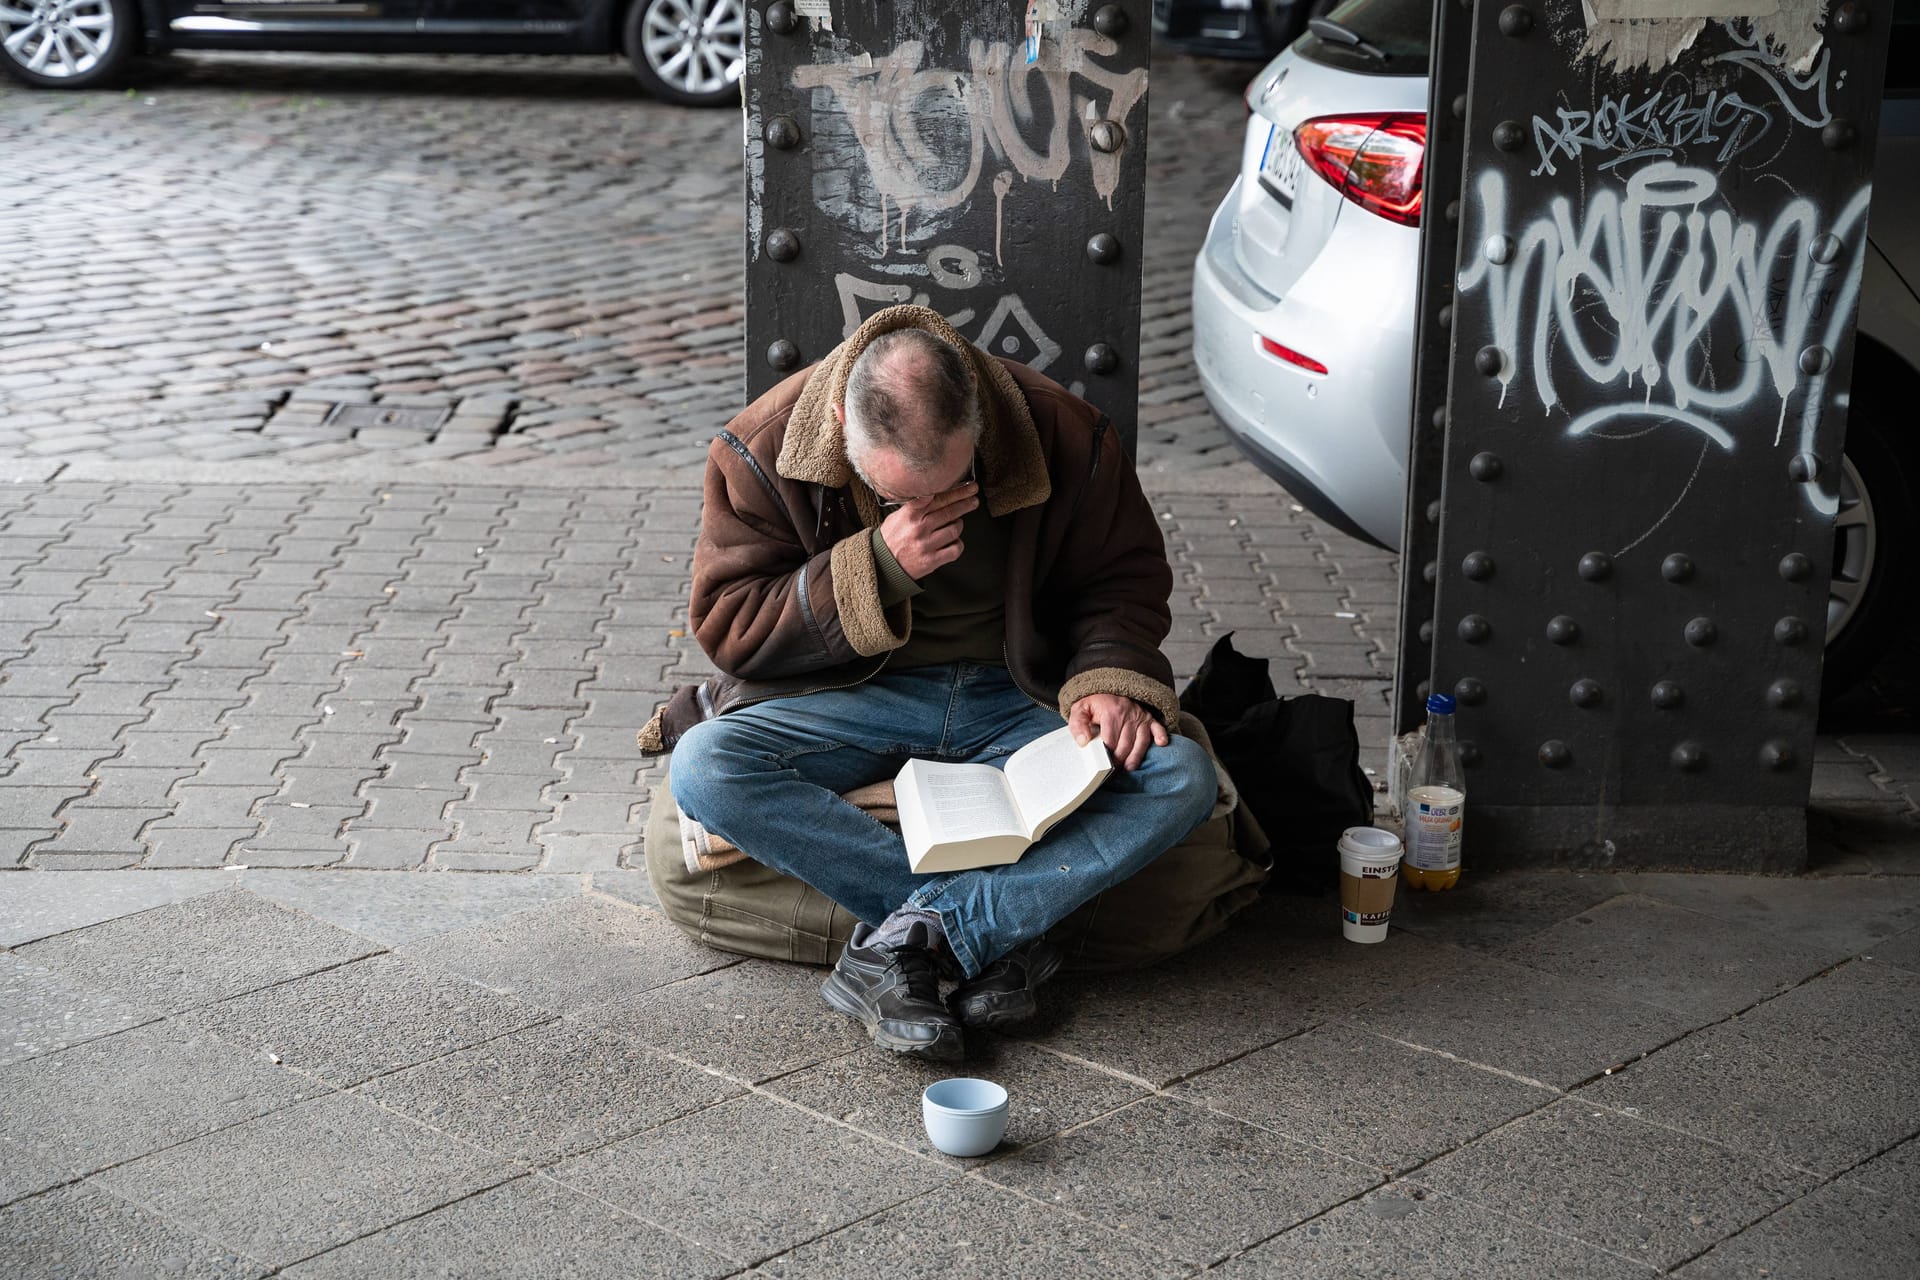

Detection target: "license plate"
[1258, 124, 1303, 207]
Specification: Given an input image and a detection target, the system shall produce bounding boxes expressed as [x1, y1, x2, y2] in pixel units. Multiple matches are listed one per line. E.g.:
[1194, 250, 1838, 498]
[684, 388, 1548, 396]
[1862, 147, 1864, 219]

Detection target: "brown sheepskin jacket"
[638, 304, 1177, 753]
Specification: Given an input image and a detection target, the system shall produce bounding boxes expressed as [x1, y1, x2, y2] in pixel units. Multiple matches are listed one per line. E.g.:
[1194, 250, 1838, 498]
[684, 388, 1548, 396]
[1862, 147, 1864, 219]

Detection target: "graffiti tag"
[1459, 162, 1871, 454]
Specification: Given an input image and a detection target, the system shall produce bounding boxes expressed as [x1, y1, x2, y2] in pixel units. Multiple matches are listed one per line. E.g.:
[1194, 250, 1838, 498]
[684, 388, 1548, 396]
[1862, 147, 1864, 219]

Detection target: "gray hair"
[842, 329, 984, 475]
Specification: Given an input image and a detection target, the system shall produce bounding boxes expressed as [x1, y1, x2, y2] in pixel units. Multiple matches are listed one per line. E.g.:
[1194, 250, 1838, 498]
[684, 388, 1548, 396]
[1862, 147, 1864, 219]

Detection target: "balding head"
[841, 329, 984, 479]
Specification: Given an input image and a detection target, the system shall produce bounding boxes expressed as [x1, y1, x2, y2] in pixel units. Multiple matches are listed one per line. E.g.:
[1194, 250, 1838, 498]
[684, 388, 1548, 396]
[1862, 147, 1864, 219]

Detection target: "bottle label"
[1407, 786, 1463, 872]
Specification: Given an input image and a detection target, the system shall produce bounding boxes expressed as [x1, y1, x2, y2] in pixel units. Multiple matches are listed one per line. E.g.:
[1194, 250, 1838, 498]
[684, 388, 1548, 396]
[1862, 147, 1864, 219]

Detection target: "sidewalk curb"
[3, 455, 1283, 498]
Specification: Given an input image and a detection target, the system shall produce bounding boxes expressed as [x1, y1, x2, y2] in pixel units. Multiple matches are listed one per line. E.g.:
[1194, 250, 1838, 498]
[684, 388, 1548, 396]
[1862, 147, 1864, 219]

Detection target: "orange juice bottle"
[1402, 693, 1464, 890]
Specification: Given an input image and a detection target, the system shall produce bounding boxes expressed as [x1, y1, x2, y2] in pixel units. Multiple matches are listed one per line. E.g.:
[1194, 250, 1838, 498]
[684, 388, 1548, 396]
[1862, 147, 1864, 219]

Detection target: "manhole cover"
[324, 404, 452, 434]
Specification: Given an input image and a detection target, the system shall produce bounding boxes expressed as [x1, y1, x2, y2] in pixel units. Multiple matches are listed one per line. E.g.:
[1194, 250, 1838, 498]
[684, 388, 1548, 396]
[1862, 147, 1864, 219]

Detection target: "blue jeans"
[670, 663, 1216, 979]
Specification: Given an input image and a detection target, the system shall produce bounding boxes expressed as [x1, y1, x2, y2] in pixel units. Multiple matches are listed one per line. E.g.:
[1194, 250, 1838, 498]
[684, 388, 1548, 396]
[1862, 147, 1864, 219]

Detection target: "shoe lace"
[888, 946, 945, 1001]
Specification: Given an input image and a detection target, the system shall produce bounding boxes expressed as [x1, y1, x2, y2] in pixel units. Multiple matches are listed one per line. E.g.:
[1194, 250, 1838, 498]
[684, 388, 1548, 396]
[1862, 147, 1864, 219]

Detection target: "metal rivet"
[1834, 0, 1869, 34]
[1451, 93, 1468, 120]
[1761, 739, 1796, 771]
[766, 339, 800, 372]
[1093, 3, 1129, 36]
[1474, 346, 1504, 376]
[764, 115, 801, 149]
[1418, 620, 1434, 644]
[1422, 559, 1438, 584]
[1577, 551, 1612, 582]
[1425, 498, 1442, 524]
[766, 1, 798, 34]
[1498, 3, 1534, 35]
[1671, 741, 1705, 773]
[1492, 120, 1526, 151]
[1086, 233, 1121, 265]
[1661, 553, 1694, 583]
[1767, 678, 1803, 709]
[1798, 346, 1833, 376]
[765, 228, 801, 262]
[1483, 235, 1514, 265]
[1538, 740, 1571, 769]
[1774, 616, 1809, 646]
[1455, 677, 1487, 706]
[1810, 233, 1844, 264]
[1788, 453, 1820, 482]
[1458, 614, 1491, 644]
[1469, 452, 1503, 481]
[1462, 551, 1494, 581]
[1569, 678, 1602, 708]
[1779, 552, 1813, 582]
[1822, 119, 1857, 150]
[1444, 199, 1460, 223]
[1438, 304, 1453, 329]
[1651, 680, 1684, 710]
[1089, 120, 1125, 153]
[1460, 742, 1482, 767]
[1684, 617, 1717, 647]
[1430, 407, 1447, 430]
[1083, 343, 1120, 375]
[1547, 615, 1579, 645]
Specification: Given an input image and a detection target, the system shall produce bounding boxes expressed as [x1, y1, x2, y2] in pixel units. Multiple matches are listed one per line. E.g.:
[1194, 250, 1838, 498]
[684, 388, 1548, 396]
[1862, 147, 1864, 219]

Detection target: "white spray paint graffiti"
[1530, 88, 1776, 176]
[792, 27, 1146, 250]
[1706, 21, 1836, 129]
[1459, 162, 1872, 482]
[835, 246, 1063, 373]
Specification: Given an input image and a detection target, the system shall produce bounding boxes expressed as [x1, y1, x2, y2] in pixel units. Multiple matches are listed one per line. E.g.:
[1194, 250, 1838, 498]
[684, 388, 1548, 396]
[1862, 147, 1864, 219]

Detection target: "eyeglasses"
[873, 465, 976, 513]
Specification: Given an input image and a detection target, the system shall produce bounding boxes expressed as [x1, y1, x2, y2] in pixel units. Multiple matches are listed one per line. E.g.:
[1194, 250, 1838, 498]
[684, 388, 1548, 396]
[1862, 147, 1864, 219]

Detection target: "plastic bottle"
[1402, 693, 1464, 891]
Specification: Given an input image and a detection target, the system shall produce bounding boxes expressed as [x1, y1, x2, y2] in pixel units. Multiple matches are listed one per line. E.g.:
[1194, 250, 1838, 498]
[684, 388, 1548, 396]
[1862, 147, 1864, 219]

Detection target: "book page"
[1004, 725, 1112, 842]
[898, 759, 1024, 850]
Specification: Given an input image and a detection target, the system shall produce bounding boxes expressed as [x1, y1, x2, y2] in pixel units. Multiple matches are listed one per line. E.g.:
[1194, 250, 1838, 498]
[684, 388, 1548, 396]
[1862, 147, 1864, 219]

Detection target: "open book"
[895, 725, 1113, 874]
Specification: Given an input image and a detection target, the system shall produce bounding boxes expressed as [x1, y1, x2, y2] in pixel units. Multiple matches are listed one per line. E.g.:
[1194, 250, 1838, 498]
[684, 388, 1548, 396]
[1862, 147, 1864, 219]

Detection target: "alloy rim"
[641, 0, 744, 97]
[1828, 451, 1876, 643]
[0, 0, 113, 78]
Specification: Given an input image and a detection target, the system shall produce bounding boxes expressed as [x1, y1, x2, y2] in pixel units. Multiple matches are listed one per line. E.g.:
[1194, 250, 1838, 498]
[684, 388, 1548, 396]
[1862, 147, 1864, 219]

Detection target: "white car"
[1192, 0, 1920, 696]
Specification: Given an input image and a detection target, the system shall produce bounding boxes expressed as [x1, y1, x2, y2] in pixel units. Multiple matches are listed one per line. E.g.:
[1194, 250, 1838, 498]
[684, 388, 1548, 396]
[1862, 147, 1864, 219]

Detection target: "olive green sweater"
[869, 502, 1012, 668]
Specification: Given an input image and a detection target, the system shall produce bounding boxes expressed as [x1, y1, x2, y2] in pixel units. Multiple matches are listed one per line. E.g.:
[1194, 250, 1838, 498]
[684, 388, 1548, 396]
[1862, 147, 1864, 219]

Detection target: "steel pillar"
[743, 0, 1152, 453]
[1404, 1, 1892, 869]
[1392, 0, 1476, 739]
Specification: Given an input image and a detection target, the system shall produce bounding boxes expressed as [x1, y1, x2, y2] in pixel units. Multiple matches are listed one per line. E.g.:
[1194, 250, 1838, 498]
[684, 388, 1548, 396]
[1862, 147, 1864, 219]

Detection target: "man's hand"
[1068, 693, 1168, 773]
[877, 481, 978, 580]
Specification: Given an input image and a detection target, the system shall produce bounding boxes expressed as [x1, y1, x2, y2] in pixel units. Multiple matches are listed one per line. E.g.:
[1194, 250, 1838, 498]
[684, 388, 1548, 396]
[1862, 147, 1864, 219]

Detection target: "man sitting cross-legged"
[669, 306, 1215, 1062]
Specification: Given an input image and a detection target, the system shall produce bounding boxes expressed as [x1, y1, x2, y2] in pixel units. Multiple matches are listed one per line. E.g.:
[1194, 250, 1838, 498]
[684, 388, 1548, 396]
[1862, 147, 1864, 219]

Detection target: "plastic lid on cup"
[1427, 693, 1457, 715]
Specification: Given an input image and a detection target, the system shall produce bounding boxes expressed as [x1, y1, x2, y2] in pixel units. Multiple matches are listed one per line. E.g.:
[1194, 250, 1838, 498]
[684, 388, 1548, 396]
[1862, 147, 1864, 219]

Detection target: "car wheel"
[624, 0, 744, 108]
[1822, 394, 1916, 699]
[0, 0, 135, 89]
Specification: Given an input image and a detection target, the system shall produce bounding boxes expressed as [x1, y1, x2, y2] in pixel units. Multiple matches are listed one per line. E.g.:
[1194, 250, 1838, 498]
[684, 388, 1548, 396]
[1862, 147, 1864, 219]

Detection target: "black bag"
[1179, 634, 1375, 893]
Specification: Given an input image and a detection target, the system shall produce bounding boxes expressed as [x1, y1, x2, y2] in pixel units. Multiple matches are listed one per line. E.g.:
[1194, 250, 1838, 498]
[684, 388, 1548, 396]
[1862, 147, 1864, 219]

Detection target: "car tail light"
[1258, 335, 1328, 375]
[1294, 113, 1426, 226]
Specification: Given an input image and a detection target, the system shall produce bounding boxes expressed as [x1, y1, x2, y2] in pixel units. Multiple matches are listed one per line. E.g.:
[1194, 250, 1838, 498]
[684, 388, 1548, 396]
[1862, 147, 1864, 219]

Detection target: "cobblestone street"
[0, 49, 1249, 477]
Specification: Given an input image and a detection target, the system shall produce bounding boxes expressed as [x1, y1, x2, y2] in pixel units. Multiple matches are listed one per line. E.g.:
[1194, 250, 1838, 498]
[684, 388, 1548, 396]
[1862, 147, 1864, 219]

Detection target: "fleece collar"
[775, 304, 1052, 523]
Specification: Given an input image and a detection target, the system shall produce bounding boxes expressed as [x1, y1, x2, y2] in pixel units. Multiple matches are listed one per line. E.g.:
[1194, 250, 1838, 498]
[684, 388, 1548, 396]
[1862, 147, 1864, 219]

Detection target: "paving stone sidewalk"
[2, 466, 1917, 1276]
[1, 471, 1913, 873]
[2, 861, 1916, 1276]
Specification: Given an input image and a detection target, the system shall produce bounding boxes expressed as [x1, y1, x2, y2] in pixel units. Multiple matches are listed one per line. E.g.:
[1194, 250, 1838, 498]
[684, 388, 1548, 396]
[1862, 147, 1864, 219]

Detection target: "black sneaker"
[820, 922, 965, 1061]
[947, 938, 1062, 1029]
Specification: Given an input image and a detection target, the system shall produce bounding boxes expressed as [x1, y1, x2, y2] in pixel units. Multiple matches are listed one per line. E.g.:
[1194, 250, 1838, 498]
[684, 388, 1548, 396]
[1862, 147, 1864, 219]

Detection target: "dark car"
[0, 0, 744, 104]
[1151, 0, 1334, 61]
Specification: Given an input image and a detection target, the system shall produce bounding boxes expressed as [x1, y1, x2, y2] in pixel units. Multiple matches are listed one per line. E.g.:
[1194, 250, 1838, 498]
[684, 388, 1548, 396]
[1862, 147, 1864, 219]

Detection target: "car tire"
[0, 0, 136, 89]
[1822, 392, 1917, 700]
[624, 0, 745, 108]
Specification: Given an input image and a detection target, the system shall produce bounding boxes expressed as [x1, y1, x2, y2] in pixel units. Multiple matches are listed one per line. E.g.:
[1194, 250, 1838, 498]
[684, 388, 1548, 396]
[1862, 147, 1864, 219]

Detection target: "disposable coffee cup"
[1338, 826, 1404, 944]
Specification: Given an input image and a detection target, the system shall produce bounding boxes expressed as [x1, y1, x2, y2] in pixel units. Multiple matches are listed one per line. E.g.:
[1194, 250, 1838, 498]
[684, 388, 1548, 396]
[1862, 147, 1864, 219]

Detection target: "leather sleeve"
[689, 431, 908, 680]
[1052, 421, 1180, 723]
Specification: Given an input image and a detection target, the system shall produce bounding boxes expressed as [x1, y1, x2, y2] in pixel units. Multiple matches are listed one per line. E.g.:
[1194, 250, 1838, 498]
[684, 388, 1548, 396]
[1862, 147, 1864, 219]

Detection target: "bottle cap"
[1427, 693, 1457, 715]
